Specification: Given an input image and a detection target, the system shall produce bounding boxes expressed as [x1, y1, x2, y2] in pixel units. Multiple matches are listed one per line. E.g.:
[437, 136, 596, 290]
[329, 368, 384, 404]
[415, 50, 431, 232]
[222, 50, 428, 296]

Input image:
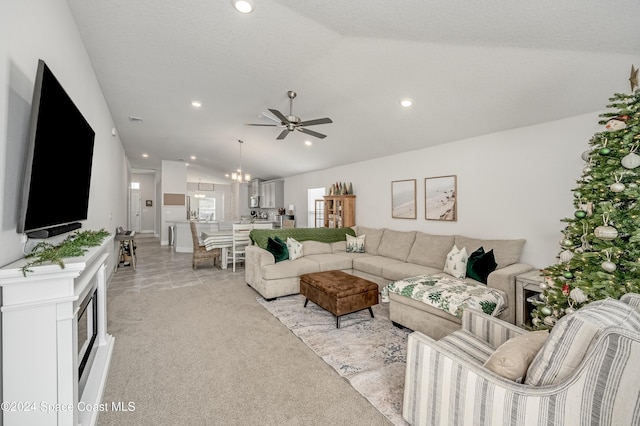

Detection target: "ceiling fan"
[246, 90, 333, 140]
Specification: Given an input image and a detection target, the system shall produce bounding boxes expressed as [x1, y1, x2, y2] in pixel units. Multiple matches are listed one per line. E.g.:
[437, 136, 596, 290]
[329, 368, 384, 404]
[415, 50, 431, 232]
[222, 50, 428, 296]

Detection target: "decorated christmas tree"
[531, 67, 640, 329]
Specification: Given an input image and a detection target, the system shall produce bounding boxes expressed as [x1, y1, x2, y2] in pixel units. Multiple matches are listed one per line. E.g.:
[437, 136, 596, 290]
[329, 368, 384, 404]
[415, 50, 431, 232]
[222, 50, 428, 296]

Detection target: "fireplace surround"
[0, 237, 115, 426]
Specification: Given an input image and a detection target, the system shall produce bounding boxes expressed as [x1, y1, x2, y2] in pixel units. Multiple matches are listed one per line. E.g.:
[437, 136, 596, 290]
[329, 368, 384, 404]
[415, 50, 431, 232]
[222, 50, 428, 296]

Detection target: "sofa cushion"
[330, 241, 347, 253]
[261, 258, 320, 280]
[381, 262, 441, 281]
[484, 330, 549, 382]
[525, 298, 640, 386]
[304, 254, 353, 271]
[356, 226, 384, 255]
[302, 240, 332, 256]
[353, 256, 404, 277]
[466, 247, 497, 284]
[377, 230, 416, 262]
[454, 236, 525, 269]
[407, 232, 455, 269]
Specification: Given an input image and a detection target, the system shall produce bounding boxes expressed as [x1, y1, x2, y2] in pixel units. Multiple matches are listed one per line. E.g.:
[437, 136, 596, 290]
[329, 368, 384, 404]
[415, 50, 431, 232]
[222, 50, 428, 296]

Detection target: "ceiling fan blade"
[298, 117, 333, 127]
[245, 123, 278, 127]
[276, 128, 291, 140]
[268, 108, 289, 125]
[259, 110, 281, 123]
[298, 127, 327, 139]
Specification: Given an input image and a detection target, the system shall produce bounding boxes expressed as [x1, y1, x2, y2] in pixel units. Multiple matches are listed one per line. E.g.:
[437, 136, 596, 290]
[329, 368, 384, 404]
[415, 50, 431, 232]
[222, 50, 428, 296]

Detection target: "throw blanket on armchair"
[387, 275, 506, 318]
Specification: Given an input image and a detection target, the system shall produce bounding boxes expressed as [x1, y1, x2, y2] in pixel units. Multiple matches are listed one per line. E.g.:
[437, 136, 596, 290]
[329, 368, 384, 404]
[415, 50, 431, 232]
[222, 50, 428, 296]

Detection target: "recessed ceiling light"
[191, 101, 202, 108]
[142, 153, 149, 158]
[400, 98, 413, 108]
[305, 140, 313, 146]
[191, 155, 197, 160]
[232, 0, 254, 13]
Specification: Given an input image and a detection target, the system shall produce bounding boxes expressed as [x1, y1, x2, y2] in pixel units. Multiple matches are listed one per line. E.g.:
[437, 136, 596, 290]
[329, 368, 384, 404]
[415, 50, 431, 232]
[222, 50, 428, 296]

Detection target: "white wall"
[285, 113, 600, 268]
[0, 0, 128, 268]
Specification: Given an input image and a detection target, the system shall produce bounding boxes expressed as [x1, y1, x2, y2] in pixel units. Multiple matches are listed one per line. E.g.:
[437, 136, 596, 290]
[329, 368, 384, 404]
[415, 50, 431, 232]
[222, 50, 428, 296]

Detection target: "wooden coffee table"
[299, 270, 379, 328]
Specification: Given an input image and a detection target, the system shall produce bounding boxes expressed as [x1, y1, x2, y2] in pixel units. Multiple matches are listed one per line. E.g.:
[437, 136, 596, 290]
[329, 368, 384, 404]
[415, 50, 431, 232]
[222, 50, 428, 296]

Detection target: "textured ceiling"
[66, 0, 640, 182]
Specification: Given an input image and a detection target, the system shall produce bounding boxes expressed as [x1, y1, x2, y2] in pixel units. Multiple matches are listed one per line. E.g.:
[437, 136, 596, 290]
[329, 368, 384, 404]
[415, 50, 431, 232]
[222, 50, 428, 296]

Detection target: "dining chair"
[190, 221, 219, 269]
[229, 224, 253, 272]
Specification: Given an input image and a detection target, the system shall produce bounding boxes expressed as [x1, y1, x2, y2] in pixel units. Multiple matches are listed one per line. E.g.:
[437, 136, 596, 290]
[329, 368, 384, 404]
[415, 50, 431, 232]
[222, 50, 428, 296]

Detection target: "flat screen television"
[18, 60, 95, 238]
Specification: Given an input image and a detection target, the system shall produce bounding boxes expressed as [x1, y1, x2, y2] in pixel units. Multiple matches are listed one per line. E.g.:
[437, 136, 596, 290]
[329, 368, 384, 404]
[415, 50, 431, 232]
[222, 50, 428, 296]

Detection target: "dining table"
[202, 230, 233, 269]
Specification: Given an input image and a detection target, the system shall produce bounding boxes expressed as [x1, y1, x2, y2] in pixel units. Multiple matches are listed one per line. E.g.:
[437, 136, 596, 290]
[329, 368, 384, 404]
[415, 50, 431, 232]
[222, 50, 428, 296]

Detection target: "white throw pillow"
[484, 331, 549, 382]
[346, 234, 366, 253]
[443, 245, 468, 279]
[286, 237, 303, 260]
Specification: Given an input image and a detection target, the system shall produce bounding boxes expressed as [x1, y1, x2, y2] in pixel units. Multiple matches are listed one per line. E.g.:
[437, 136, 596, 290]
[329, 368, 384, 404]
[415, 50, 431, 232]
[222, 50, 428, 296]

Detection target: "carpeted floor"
[258, 295, 410, 426]
[98, 235, 393, 426]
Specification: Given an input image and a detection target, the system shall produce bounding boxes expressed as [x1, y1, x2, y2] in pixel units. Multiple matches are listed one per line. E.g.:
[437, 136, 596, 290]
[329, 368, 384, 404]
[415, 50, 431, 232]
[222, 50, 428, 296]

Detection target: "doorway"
[130, 182, 141, 232]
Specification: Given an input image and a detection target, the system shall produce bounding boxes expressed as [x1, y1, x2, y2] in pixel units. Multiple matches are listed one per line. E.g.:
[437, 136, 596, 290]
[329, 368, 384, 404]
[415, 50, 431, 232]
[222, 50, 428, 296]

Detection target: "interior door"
[129, 189, 141, 232]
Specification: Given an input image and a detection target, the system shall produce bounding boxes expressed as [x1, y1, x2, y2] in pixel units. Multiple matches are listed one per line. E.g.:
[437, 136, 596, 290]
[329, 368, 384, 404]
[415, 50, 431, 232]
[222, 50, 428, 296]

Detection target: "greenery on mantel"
[21, 229, 111, 277]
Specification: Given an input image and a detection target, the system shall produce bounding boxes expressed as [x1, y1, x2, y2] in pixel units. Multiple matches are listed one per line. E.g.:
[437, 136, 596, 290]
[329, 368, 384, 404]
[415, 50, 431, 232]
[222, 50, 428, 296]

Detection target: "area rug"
[258, 295, 410, 426]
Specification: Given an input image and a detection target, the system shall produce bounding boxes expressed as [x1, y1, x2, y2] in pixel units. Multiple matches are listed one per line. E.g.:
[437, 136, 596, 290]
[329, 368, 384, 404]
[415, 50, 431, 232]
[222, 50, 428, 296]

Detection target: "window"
[130, 182, 140, 189]
[307, 187, 326, 228]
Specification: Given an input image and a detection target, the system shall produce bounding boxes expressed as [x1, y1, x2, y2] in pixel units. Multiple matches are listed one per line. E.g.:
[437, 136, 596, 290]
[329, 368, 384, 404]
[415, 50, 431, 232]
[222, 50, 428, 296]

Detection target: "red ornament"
[562, 284, 570, 296]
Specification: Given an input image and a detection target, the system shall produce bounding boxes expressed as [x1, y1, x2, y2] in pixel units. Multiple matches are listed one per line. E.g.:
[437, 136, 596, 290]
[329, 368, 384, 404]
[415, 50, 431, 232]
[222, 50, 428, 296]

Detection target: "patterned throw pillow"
[346, 234, 366, 253]
[286, 237, 303, 260]
[443, 245, 468, 279]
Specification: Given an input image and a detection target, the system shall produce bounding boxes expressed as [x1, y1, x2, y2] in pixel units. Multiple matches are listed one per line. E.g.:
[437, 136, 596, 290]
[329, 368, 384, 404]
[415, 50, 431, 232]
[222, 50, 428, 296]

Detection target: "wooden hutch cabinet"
[323, 195, 356, 228]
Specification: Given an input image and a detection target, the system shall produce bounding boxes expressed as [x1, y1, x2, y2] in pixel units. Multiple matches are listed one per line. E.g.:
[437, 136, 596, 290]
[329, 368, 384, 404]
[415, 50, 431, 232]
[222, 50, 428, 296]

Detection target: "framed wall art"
[425, 175, 457, 221]
[391, 179, 417, 219]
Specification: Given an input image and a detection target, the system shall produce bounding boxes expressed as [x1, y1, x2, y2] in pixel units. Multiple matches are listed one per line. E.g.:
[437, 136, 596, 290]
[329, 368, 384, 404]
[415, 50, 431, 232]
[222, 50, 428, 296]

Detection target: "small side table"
[515, 269, 545, 327]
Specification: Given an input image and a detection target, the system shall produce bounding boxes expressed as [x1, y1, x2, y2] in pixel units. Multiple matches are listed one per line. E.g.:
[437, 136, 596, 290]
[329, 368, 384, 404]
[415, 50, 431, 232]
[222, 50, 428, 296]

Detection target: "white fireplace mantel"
[0, 237, 115, 426]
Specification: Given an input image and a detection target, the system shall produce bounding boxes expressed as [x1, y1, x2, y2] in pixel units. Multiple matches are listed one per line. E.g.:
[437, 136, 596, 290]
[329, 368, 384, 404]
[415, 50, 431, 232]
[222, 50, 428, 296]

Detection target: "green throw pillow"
[466, 247, 497, 284]
[267, 236, 289, 263]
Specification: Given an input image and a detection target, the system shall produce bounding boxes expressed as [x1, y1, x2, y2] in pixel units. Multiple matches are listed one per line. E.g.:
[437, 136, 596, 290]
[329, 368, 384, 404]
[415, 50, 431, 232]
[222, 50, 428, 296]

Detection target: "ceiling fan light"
[232, 0, 254, 13]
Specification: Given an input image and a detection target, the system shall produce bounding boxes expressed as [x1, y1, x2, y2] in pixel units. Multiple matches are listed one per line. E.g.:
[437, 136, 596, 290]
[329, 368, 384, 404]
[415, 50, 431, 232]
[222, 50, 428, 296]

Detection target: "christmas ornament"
[601, 249, 616, 272]
[565, 307, 575, 315]
[543, 316, 556, 327]
[560, 237, 574, 247]
[578, 202, 593, 216]
[539, 282, 548, 290]
[594, 213, 618, 240]
[581, 150, 591, 161]
[562, 283, 570, 295]
[532, 317, 540, 326]
[621, 152, 640, 169]
[583, 164, 592, 174]
[540, 306, 552, 316]
[539, 293, 546, 302]
[610, 182, 625, 192]
[594, 225, 618, 240]
[605, 116, 629, 131]
[563, 271, 573, 279]
[574, 210, 587, 218]
[569, 287, 588, 304]
[599, 147, 611, 155]
[559, 250, 574, 263]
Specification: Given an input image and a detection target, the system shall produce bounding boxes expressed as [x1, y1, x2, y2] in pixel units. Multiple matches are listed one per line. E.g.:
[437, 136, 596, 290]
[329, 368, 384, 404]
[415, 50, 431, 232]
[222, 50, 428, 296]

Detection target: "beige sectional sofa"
[245, 226, 533, 339]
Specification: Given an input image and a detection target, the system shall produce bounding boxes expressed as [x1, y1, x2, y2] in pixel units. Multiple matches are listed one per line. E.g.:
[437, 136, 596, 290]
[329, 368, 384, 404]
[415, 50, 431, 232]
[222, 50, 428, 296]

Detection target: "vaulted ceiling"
[66, 0, 640, 182]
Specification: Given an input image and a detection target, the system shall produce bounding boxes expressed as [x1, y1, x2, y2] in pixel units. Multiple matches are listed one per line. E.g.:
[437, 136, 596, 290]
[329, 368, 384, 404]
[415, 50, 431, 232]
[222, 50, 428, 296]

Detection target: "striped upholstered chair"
[403, 295, 640, 426]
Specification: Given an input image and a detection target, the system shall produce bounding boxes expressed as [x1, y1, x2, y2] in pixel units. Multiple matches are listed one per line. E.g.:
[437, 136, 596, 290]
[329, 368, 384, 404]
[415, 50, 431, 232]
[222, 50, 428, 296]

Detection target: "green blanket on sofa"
[249, 227, 355, 250]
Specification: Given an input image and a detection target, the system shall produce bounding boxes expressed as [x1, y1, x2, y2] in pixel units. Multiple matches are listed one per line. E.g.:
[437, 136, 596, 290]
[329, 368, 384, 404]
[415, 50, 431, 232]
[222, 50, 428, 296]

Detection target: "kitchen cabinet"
[259, 180, 284, 208]
[323, 195, 355, 228]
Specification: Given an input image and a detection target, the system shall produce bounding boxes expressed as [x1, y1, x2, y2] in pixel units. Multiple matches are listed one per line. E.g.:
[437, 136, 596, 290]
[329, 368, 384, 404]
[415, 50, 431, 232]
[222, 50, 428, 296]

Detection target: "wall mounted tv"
[18, 60, 95, 239]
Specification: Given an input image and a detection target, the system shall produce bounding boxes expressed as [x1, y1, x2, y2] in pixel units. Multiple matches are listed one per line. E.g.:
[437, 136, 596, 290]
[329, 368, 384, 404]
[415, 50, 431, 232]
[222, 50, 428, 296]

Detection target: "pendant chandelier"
[231, 139, 251, 183]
